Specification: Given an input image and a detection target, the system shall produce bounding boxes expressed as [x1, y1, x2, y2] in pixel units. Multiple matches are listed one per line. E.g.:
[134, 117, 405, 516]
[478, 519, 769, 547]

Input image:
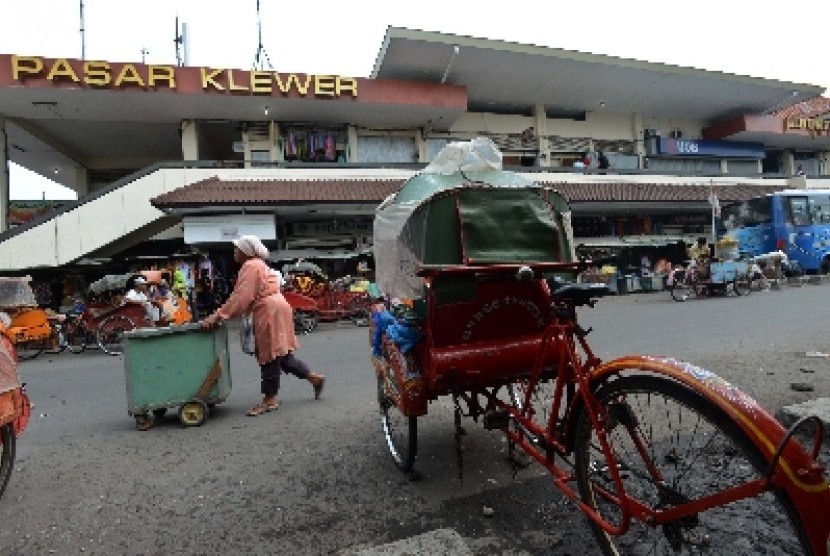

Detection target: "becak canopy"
[373, 138, 575, 300]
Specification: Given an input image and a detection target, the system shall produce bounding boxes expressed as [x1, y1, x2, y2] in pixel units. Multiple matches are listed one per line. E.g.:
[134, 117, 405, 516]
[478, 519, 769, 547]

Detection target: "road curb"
[776, 397, 830, 440]
[346, 528, 473, 556]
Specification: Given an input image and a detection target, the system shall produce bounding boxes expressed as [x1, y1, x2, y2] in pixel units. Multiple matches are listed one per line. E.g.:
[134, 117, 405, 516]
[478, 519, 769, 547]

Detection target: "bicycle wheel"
[15, 339, 45, 360]
[669, 279, 692, 302]
[733, 275, 752, 296]
[573, 375, 808, 555]
[377, 375, 417, 472]
[508, 373, 557, 433]
[65, 326, 87, 354]
[96, 315, 137, 356]
[0, 423, 16, 500]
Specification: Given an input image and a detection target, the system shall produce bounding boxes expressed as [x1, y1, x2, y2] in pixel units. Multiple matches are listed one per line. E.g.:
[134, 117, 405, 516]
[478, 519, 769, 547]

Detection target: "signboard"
[658, 138, 764, 159]
[182, 215, 276, 244]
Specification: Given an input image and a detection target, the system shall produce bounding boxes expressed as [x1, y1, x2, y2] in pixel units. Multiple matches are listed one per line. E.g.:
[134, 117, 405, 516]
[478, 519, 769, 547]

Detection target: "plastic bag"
[240, 314, 256, 355]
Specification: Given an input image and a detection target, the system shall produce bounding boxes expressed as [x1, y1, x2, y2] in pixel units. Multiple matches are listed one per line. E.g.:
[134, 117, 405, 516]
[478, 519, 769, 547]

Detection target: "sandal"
[246, 401, 279, 416]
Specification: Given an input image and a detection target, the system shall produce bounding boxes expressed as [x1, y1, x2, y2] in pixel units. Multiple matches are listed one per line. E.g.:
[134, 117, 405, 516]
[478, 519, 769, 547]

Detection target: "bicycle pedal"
[483, 409, 510, 430]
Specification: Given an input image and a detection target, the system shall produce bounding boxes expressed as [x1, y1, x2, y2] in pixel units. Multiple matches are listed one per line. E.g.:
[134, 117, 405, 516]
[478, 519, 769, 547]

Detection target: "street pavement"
[1, 280, 829, 554]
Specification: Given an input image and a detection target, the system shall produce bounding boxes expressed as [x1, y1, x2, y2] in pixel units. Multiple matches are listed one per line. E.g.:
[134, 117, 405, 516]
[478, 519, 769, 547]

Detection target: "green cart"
[123, 323, 231, 430]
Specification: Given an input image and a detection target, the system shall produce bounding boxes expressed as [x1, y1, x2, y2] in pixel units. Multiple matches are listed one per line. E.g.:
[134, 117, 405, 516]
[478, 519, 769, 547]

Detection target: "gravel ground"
[0, 282, 828, 555]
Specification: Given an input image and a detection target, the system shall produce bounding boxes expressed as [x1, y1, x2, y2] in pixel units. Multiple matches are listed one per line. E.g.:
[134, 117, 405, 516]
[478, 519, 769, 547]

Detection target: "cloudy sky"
[2, 0, 828, 199]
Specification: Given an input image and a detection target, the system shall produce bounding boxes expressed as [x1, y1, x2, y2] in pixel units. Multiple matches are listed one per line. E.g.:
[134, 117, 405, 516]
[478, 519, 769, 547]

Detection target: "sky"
[2, 0, 829, 200]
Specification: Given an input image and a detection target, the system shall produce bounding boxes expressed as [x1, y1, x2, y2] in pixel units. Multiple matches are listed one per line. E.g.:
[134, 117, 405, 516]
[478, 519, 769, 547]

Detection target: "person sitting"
[151, 279, 176, 324]
[124, 276, 161, 325]
[687, 237, 711, 279]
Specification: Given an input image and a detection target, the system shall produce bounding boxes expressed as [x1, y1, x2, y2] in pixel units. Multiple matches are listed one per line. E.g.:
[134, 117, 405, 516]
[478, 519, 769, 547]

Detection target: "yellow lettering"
[83, 61, 111, 87]
[275, 73, 310, 95]
[227, 70, 249, 91]
[250, 71, 272, 94]
[46, 58, 80, 82]
[113, 64, 145, 87]
[148, 65, 176, 88]
[314, 75, 335, 96]
[201, 67, 225, 90]
[11, 55, 43, 80]
[336, 76, 358, 97]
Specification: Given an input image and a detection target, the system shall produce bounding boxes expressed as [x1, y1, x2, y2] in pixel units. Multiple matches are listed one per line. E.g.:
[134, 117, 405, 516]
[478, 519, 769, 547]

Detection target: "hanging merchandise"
[286, 131, 297, 158]
[324, 132, 335, 161]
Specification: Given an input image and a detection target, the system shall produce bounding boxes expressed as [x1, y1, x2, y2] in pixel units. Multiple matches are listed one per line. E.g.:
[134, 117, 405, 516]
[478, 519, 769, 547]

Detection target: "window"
[787, 197, 811, 226]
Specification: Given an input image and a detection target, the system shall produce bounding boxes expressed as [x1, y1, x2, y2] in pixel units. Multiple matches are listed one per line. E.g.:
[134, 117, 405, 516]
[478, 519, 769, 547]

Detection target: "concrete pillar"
[180, 119, 200, 161]
[782, 150, 796, 176]
[0, 119, 8, 231]
[74, 167, 90, 197]
[631, 113, 644, 169]
[534, 103, 550, 167]
[416, 129, 427, 163]
[269, 121, 284, 163]
[347, 125, 358, 163]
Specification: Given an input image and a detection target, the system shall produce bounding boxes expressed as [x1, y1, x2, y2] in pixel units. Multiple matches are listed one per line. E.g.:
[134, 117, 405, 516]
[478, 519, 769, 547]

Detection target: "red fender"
[282, 290, 320, 313]
[591, 355, 830, 555]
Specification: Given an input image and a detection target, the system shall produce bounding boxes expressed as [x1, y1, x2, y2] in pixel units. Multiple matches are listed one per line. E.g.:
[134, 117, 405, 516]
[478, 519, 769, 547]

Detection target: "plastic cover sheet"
[373, 137, 566, 300]
[0, 276, 37, 308]
[89, 273, 134, 295]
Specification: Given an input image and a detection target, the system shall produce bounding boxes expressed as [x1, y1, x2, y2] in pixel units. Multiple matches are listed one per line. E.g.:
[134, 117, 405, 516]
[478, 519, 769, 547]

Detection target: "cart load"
[373, 137, 575, 302]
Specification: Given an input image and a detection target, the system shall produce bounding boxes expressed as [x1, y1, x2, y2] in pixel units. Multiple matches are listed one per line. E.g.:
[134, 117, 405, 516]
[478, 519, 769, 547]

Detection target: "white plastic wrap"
[422, 136, 502, 175]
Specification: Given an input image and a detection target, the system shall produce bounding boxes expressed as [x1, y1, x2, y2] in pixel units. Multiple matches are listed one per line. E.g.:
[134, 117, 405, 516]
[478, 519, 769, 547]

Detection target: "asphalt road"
[1, 283, 829, 555]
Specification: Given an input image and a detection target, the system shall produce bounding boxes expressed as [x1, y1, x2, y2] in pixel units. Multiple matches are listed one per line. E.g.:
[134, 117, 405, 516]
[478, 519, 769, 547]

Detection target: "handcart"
[0, 333, 31, 500]
[123, 323, 230, 430]
[0, 276, 53, 360]
[368, 138, 830, 554]
[667, 258, 753, 301]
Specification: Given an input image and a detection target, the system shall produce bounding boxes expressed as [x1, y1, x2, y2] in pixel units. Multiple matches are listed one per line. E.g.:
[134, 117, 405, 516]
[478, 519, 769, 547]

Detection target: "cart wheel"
[733, 276, 752, 296]
[15, 339, 45, 360]
[152, 408, 168, 420]
[0, 423, 16, 500]
[96, 315, 137, 356]
[377, 375, 417, 472]
[134, 414, 153, 431]
[179, 400, 208, 427]
[294, 311, 318, 334]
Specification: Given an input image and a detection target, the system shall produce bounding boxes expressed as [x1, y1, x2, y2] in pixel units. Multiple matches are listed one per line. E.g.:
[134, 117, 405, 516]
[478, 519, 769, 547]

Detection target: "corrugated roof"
[151, 176, 789, 207]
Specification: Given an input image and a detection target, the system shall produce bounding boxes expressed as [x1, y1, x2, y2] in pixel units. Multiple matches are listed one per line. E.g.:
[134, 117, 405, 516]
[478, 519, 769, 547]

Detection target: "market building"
[1, 27, 829, 289]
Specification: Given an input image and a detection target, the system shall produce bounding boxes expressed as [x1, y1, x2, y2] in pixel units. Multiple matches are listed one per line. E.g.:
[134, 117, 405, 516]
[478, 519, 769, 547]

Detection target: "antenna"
[252, 0, 273, 70]
[174, 16, 183, 66]
[79, 0, 86, 60]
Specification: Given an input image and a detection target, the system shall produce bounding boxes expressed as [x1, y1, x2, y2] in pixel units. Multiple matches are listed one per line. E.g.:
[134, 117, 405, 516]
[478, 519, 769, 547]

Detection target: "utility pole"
[79, 0, 86, 60]
[141, 47, 149, 64]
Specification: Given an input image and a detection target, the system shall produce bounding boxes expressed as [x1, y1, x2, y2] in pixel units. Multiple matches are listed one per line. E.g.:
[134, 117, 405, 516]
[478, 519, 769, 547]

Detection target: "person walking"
[200, 235, 325, 416]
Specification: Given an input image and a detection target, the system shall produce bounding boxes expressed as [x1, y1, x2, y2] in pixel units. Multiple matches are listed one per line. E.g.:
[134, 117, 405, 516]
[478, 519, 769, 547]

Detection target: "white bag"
[240, 314, 256, 355]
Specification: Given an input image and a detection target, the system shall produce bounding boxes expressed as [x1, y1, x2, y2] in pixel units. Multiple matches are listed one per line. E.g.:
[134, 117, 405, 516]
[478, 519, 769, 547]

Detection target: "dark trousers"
[260, 352, 311, 397]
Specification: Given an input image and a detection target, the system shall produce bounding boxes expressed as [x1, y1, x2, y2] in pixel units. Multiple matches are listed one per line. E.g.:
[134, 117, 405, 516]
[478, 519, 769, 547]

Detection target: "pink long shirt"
[216, 258, 299, 364]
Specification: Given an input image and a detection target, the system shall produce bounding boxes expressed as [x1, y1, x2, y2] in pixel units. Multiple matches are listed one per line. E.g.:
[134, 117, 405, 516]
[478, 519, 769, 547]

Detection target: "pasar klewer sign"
[7, 55, 358, 97]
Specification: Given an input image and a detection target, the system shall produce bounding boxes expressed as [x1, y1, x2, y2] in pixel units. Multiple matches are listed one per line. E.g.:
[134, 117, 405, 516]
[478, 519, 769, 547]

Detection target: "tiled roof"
[151, 176, 788, 208]
[541, 181, 787, 202]
[775, 96, 830, 119]
[151, 177, 404, 206]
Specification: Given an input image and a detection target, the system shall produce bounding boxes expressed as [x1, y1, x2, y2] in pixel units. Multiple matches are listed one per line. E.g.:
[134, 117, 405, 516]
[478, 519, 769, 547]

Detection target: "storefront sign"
[785, 117, 830, 134]
[9, 55, 358, 98]
[658, 138, 764, 159]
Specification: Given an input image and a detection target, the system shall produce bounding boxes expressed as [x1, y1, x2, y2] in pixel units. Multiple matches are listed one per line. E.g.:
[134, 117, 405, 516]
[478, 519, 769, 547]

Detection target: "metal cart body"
[123, 323, 230, 429]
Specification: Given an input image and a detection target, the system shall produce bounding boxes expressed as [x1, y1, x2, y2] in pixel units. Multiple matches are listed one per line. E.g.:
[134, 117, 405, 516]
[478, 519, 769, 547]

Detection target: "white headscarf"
[233, 235, 269, 259]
